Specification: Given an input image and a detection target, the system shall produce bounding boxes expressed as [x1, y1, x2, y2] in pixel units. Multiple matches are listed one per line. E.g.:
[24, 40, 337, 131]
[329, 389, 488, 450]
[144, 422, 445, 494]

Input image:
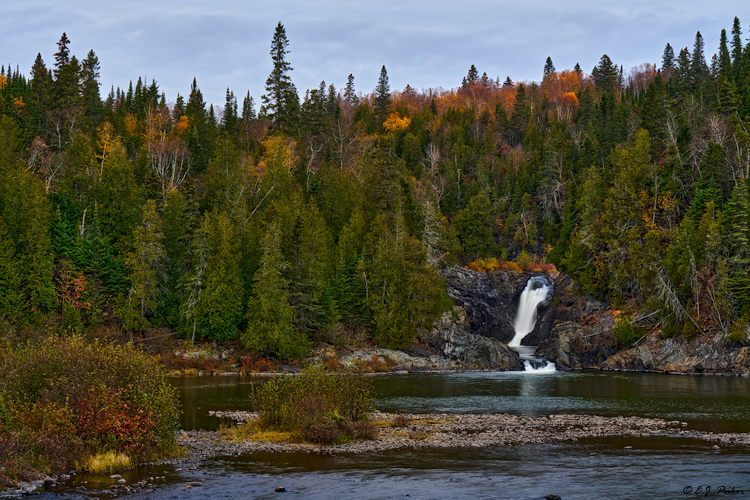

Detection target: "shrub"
[250, 371, 374, 444]
[0, 335, 180, 479]
[727, 317, 749, 343]
[612, 315, 647, 346]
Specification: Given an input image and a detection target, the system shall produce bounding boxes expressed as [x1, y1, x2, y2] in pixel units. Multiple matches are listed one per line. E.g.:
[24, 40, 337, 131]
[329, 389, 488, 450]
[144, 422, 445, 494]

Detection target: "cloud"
[1, 0, 742, 106]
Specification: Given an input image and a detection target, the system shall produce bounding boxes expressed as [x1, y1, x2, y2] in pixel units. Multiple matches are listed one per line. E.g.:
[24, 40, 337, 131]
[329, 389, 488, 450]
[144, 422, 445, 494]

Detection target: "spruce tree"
[261, 22, 299, 135]
[731, 17, 743, 81]
[81, 49, 102, 130]
[374, 65, 391, 123]
[718, 29, 732, 79]
[690, 31, 708, 91]
[543, 57, 555, 79]
[661, 43, 675, 71]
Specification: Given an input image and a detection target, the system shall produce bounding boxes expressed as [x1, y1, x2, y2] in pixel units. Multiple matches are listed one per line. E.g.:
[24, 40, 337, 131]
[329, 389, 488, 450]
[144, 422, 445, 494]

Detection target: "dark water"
[173, 371, 750, 433]
[22, 371, 750, 500]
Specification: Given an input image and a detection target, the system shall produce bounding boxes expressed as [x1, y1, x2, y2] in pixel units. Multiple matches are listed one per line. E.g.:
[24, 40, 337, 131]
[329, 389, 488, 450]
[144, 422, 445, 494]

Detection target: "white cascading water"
[508, 278, 556, 372]
[508, 278, 550, 347]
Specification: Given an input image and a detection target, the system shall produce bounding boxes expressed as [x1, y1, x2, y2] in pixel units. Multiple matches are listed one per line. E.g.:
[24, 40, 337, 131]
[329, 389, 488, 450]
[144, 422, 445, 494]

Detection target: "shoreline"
[169, 411, 750, 462]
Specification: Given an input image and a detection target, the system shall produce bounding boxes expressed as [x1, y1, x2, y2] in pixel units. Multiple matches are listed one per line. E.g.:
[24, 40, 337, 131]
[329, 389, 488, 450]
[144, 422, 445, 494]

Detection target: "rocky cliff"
[600, 331, 750, 375]
[417, 306, 523, 370]
[536, 307, 750, 375]
[440, 266, 578, 346]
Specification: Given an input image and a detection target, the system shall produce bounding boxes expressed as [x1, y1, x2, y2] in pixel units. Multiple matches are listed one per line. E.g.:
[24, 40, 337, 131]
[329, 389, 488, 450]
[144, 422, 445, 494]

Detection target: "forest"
[1, 19, 750, 357]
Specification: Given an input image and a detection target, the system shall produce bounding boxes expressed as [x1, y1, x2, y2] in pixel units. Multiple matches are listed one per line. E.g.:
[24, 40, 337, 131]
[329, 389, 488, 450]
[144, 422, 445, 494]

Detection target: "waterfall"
[507, 277, 556, 373]
[508, 278, 551, 347]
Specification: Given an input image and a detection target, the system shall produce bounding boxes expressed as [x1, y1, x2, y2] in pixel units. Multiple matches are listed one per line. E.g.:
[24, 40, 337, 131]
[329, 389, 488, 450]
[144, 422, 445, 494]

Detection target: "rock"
[43, 478, 56, 488]
[420, 306, 523, 371]
[601, 331, 750, 375]
[110, 474, 122, 480]
[545, 495, 562, 500]
[59, 474, 71, 481]
[117, 478, 127, 484]
[536, 313, 623, 370]
[275, 486, 286, 492]
[186, 481, 203, 487]
[441, 266, 559, 346]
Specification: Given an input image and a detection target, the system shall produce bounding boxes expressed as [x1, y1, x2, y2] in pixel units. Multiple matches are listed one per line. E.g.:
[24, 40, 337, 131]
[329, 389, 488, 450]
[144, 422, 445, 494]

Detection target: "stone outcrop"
[535, 312, 624, 370]
[336, 307, 523, 372]
[441, 266, 579, 346]
[601, 332, 750, 375]
[418, 307, 523, 371]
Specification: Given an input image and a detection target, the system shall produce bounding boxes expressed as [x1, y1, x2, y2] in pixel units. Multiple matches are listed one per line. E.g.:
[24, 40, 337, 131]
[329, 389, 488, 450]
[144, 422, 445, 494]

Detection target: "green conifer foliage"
[122, 199, 166, 330]
[195, 211, 244, 341]
[244, 220, 308, 359]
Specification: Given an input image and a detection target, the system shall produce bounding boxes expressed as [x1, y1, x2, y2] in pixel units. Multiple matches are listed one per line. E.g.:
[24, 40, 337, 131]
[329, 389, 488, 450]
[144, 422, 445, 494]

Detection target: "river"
[20, 371, 750, 500]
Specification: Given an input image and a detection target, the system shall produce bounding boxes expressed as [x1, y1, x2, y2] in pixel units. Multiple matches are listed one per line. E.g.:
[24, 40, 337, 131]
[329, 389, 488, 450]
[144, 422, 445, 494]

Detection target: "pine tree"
[592, 54, 618, 93]
[220, 87, 238, 133]
[27, 53, 52, 138]
[374, 65, 391, 123]
[261, 22, 299, 135]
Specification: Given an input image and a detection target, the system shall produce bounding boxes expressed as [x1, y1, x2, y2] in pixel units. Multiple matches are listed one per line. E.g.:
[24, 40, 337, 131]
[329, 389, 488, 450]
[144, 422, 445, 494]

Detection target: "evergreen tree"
[466, 64, 479, 84]
[592, 54, 618, 93]
[195, 210, 244, 341]
[260, 22, 299, 135]
[690, 31, 708, 91]
[543, 57, 555, 79]
[81, 50, 103, 130]
[718, 29, 732, 79]
[122, 199, 166, 330]
[374, 65, 391, 123]
[243, 220, 308, 358]
[731, 17, 743, 81]
[662, 43, 675, 71]
[343, 73, 358, 109]
[27, 53, 52, 138]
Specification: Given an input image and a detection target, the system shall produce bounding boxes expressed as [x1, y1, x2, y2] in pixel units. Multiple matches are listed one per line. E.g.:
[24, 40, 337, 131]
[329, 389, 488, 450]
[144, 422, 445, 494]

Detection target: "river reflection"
[171, 371, 750, 433]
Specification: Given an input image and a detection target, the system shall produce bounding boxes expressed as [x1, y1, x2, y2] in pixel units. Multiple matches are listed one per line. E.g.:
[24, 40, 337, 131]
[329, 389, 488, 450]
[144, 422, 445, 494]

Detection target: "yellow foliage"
[175, 115, 190, 135]
[383, 112, 411, 132]
[124, 113, 139, 135]
[0, 74, 5, 89]
[262, 136, 297, 172]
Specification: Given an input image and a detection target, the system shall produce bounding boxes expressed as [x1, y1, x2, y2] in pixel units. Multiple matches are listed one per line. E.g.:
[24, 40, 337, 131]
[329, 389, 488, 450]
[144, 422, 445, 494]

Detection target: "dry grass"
[83, 451, 132, 474]
[220, 421, 294, 443]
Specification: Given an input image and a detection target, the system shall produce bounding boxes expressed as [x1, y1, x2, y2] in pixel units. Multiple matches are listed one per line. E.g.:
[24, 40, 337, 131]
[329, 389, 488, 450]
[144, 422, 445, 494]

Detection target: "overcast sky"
[2, 1, 745, 109]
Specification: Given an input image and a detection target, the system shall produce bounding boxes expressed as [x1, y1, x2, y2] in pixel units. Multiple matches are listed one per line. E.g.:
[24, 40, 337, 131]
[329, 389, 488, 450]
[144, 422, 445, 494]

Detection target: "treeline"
[1, 19, 749, 354]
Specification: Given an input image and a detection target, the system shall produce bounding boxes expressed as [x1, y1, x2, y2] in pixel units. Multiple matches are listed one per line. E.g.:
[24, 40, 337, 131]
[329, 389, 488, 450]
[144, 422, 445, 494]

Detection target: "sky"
[1, 1, 746, 110]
